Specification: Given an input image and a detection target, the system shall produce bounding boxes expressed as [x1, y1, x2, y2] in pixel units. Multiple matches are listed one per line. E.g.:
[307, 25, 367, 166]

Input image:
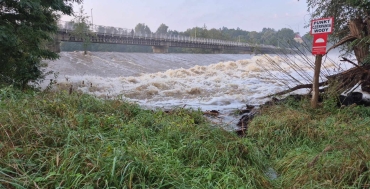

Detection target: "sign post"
[310, 17, 334, 108]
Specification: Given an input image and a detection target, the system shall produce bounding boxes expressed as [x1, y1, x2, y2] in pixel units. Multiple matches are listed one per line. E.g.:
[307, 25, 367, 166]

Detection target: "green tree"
[97, 25, 106, 33]
[208, 28, 223, 39]
[168, 29, 179, 36]
[261, 28, 277, 45]
[302, 32, 313, 47]
[248, 31, 261, 44]
[0, 0, 82, 88]
[105, 26, 118, 35]
[277, 28, 295, 40]
[156, 23, 169, 35]
[135, 23, 151, 35]
[276, 28, 297, 47]
[307, 0, 370, 64]
[71, 6, 92, 55]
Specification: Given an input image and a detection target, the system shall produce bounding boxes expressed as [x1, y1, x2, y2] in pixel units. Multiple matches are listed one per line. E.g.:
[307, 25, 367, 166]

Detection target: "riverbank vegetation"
[249, 96, 370, 188]
[1, 86, 369, 188]
[1, 0, 370, 188]
[0, 87, 271, 188]
[0, 0, 82, 88]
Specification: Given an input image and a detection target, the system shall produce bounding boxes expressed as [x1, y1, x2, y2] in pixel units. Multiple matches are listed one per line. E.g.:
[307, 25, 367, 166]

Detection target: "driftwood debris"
[203, 110, 220, 116]
[234, 104, 259, 137]
[265, 82, 327, 98]
[266, 57, 370, 98]
[327, 57, 370, 93]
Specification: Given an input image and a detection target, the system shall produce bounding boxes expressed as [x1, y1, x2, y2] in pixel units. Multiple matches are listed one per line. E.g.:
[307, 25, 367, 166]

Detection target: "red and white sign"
[312, 33, 328, 55]
[310, 17, 334, 55]
[310, 17, 334, 35]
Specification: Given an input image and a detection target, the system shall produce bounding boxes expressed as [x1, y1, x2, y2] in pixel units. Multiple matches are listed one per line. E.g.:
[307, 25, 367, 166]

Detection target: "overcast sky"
[62, 0, 311, 35]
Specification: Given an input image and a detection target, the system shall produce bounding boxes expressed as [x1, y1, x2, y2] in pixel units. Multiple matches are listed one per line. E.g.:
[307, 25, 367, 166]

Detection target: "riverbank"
[0, 87, 271, 188]
[1, 87, 369, 188]
[249, 96, 370, 188]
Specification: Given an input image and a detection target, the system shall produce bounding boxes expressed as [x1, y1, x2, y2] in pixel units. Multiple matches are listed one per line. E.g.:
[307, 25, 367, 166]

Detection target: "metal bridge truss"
[57, 21, 281, 53]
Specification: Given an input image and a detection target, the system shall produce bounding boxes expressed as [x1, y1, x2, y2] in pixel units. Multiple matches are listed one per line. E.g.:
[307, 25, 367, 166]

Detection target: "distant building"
[294, 34, 304, 43]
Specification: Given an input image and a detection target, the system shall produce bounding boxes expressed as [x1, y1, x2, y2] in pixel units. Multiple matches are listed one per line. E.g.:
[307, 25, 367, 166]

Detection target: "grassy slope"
[248, 98, 370, 188]
[0, 87, 271, 189]
[1, 86, 370, 188]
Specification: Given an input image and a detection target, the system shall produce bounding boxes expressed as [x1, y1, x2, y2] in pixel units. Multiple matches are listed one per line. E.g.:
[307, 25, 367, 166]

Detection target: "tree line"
[61, 20, 304, 53]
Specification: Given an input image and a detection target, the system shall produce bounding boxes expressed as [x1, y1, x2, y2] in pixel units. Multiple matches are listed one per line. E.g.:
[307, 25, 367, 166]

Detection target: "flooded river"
[42, 51, 346, 129]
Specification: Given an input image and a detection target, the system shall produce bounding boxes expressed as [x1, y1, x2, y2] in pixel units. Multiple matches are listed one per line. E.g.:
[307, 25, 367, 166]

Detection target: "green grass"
[0, 86, 272, 189]
[248, 97, 370, 188]
[2, 86, 370, 188]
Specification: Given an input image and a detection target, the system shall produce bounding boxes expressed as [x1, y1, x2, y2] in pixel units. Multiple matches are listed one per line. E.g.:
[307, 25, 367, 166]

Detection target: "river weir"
[42, 51, 349, 130]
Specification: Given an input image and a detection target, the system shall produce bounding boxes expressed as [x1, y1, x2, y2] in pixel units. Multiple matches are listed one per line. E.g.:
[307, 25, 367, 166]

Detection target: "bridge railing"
[58, 21, 278, 49]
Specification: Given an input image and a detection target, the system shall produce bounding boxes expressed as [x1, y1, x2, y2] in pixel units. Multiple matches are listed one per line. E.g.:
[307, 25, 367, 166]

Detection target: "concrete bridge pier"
[152, 45, 169, 53]
[52, 41, 61, 53]
[239, 50, 253, 54]
[47, 35, 61, 53]
[212, 48, 223, 54]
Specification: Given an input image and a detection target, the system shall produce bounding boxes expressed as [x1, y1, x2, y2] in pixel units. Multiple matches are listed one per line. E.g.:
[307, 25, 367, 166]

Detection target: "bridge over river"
[54, 21, 290, 54]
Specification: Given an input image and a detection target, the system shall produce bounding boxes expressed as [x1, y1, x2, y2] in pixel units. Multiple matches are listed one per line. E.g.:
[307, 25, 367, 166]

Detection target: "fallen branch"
[326, 35, 357, 54]
[266, 61, 370, 98]
[340, 57, 366, 71]
[203, 110, 220, 116]
[264, 81, 328, 98]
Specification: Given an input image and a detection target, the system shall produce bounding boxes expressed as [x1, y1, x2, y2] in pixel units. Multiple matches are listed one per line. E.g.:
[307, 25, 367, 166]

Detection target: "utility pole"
[311, 54, 322, 108]
[91, 8, 93, 26]
[195, 27, 197, 38]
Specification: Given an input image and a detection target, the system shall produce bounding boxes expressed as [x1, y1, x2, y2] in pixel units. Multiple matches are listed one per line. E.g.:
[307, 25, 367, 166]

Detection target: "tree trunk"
[366, 17, 370, 37]
[349, 18, 369, 65]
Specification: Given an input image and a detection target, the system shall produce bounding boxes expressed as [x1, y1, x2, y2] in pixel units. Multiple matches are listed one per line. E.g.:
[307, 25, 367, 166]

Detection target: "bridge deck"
[57, 21, 290, 53]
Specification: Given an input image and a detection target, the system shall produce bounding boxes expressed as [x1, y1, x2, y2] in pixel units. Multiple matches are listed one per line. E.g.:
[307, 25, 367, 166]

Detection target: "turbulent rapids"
[42, 51, 348, 128]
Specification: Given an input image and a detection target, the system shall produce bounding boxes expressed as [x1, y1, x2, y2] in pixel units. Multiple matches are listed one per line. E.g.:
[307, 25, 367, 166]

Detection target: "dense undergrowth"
[1, 86, 370, 188]
[0, 86, 270, 189]
[248, 97, 370, 188]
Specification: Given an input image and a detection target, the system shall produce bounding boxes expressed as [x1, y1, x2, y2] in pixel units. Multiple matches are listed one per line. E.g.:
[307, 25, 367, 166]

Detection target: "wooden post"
[311, 54, 323, 108]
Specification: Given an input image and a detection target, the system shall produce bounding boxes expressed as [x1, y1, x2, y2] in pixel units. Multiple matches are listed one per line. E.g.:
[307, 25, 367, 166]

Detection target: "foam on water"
[43, 52, 349, 129]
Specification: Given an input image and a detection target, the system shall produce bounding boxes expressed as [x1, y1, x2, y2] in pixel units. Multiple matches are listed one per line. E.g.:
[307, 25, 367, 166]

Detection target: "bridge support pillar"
[53, 41, 61, 53]
[239, 50, 253, 54]
[212, 48, 223, 54]
[47, 35, 61, 53]
[152, 45, 169, 53]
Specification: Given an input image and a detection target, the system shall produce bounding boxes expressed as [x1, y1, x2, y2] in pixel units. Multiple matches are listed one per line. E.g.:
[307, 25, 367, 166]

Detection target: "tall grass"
[2, 86, 369, 188]
[0, 86, 272, 188]
[248, 96, 370, 188]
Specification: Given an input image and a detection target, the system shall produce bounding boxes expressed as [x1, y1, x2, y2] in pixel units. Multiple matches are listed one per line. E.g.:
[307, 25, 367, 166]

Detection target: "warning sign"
[312, 33, 328, 55]
[310, 17, 334, 35]
[310, 17, 334, 55]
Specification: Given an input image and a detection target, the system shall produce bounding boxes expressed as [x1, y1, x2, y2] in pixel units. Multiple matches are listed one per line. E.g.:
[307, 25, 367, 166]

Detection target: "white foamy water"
[43, 51, 349, 129]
